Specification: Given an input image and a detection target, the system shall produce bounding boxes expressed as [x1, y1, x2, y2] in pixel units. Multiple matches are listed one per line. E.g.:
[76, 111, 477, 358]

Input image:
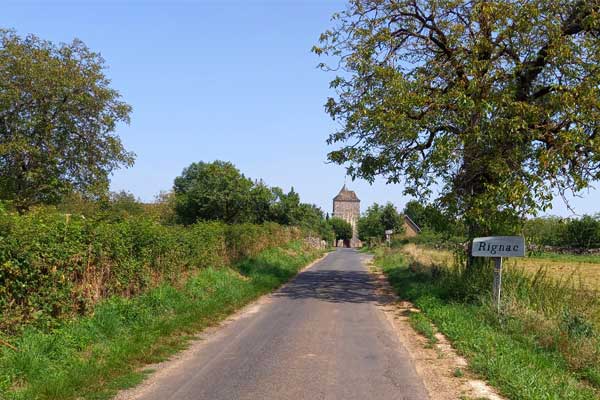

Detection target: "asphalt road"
[129, 249, 429, 400]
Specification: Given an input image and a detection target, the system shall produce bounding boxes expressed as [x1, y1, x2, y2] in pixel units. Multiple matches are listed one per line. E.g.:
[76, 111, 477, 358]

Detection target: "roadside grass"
[408, 312, 438, 346]
[375, 246, 600, 400]
[0, 241, 322, 400]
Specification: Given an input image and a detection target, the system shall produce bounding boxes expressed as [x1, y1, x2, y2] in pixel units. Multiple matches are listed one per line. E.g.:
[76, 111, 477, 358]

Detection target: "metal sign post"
[385, 229, 393, 247]
[492, 257, 502, 312]
[472, 236, 525, 312]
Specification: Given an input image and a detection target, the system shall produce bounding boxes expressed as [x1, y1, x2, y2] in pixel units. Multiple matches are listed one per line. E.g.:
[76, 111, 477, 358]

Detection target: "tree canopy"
[173, 160, 332, 237]
[403, 200, 457, 234]
[174, 161, 255, 224]
[380, 202, 403, 231]
[329, 217, 353, 242]
[357, 202, 404, 242]
[314, 1, 600, 237]
[0, 30, 134, 212]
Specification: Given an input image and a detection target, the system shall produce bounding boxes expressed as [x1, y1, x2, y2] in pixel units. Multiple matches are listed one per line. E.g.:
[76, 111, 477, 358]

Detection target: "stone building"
[332, 185, 361, 247]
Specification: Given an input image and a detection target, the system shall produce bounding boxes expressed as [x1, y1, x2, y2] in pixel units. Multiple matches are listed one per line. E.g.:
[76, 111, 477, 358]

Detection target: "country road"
[119, 249, 429, 400]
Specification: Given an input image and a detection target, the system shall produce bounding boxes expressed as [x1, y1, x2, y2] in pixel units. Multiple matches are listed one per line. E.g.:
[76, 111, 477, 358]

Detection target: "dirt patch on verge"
[366, 256, 505, 400]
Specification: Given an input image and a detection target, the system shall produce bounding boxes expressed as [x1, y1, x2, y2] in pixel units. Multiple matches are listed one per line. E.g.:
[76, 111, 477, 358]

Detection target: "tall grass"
[0, 241, 321, 400]
[375, 245, 600, 399]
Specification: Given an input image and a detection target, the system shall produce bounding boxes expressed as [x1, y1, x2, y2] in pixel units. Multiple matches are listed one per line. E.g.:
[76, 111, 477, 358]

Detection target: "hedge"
[0, 209, 301, 334]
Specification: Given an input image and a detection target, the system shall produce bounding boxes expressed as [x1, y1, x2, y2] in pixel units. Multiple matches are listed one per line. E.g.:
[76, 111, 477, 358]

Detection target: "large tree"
[0, 30, 134, 212]
[314, 1, 600, 237]
[173, 160, 254, 224]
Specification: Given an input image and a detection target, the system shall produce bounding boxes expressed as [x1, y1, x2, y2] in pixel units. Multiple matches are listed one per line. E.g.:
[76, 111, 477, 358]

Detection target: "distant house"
[402, 214, 421, 237]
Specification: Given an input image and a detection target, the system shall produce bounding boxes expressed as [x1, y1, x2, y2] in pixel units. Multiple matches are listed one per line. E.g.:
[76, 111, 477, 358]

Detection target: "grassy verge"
[0, 241, 322, 400]
[375, 247, 600, 400]
[408, 312, 438, 347]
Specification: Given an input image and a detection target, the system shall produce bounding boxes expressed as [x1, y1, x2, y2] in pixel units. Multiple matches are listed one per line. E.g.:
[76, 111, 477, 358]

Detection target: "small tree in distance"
[357, 204, 385, 244]
[357, 202, 404, 244]
[329, 217, 353, 245]
[380, 203, 403, 232]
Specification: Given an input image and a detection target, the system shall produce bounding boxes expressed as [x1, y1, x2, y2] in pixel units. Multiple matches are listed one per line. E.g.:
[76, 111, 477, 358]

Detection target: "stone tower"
[332, 184, 361, 247]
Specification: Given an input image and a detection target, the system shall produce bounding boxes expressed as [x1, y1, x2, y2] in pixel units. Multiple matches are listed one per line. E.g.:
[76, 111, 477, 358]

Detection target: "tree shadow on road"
[273, 269, 392, 304]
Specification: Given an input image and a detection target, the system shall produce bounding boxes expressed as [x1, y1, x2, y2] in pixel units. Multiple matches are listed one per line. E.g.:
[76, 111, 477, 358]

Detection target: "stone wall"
[305, 236, 329, 249]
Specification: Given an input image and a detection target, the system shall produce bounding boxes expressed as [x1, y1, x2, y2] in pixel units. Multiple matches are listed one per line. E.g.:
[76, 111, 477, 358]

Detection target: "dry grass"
[401, 244, 454, 266]
[399, 243, 600, 290]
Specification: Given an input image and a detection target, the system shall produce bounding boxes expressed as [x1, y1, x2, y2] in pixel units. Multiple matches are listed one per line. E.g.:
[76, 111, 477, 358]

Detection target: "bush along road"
[0, 240, 323, 400]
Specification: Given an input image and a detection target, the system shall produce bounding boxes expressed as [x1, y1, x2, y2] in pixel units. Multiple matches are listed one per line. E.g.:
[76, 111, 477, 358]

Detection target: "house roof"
[403, 214, 422, 233]
[333, 184, 360, 202]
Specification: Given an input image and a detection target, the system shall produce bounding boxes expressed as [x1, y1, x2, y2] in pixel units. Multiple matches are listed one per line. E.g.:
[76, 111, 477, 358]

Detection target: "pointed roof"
[333, 184, 360, 202]
[403, 214, 422, 233]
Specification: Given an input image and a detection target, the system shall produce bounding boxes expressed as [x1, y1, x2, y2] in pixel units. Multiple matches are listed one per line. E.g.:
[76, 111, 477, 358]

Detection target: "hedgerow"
[0, 208, 301, 335]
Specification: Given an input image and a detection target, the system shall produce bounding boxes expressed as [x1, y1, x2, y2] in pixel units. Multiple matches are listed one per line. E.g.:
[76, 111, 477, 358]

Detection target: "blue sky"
[3, 0, 599, 217]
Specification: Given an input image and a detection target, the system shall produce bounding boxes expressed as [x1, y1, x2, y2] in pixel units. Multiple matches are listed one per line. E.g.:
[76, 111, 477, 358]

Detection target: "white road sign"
[472, 236, 525, 258]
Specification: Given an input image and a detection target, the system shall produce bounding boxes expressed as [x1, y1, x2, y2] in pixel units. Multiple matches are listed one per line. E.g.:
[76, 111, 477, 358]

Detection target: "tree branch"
[516, 1, 596, 101]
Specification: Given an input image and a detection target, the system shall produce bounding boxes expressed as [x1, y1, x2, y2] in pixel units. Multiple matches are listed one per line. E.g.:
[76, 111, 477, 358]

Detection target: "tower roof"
[333, 184, 360, 202]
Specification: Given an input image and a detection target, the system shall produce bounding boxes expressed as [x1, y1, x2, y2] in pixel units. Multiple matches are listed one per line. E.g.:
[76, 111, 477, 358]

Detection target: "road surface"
[125, 248, 429, 400]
